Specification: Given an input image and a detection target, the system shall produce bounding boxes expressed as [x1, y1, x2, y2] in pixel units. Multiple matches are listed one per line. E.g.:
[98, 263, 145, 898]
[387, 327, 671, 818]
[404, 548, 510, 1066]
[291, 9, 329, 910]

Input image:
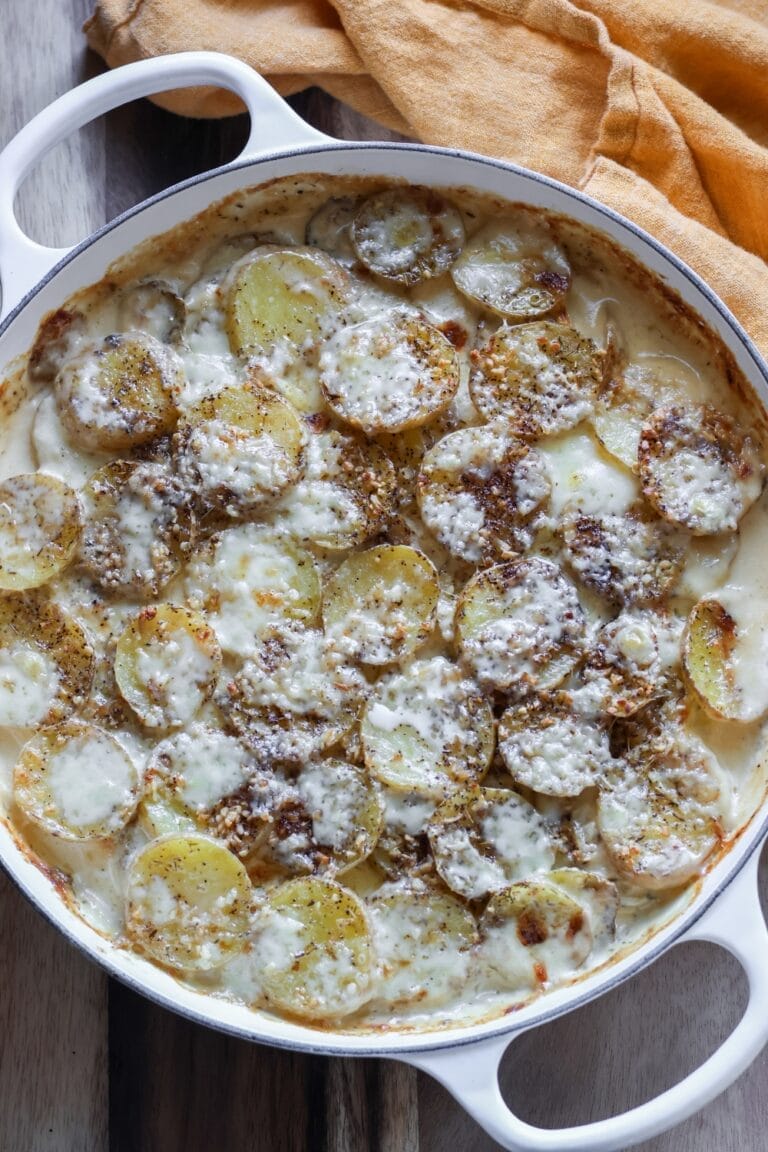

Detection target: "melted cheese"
[0, 644, 60, 726]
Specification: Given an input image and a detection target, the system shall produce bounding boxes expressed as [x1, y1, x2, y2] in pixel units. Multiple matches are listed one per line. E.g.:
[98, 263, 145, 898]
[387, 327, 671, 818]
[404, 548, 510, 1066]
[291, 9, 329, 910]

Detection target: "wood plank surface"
[1, 3, 768, 1149]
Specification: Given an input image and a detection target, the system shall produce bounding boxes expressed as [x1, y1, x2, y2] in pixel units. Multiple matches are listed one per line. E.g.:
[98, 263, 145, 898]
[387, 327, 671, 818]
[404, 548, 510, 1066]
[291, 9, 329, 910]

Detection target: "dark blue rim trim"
[2, 139, 768, 1059]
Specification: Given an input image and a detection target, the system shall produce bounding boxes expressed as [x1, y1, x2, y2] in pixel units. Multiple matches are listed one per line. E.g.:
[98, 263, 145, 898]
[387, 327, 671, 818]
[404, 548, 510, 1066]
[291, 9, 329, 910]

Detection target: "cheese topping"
[0, 643, 60, 727]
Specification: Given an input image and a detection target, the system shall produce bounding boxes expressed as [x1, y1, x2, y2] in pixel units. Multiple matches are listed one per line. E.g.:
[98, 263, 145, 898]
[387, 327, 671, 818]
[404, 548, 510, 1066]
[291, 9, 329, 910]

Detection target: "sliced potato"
[297, 758, 383, 874]
[116, 280, 186, 344]
[498, 695, 610, 797]
[225, 246, 348, 358]
[305, 195, 362, 264]
[361, 656, 494, 797]
[682, 596, 768, 722]
[451, 214, 570, 320]
[0, 473, 80, 590]
[371, 830, 429, 880]
[638, 405, 764, 535]
[591, 364, 680, 471]
[185, 525, 320, 658]
[175, 382, 303, 518]
[14, 720, 140, 840]
[455, 557, 585, 693]
[145, 751, 315, 879]
[581, 613, 662, 717]
[114, 604, 222, 730]
[368, 879, 477, 1008]
[28, 308, 86, 384]
[139, 724, 254, 838]
[319, 312, 459, 434]
[427, 786, 555, 900]
[469, 322, 602, 437]
[559, 504, 685, 607]
[548, 868, 619, 944]
[80, 460, 189, 598]
[221, 624, 367, 763]
[417, 424, 551, 563]
[323, 544, 438, 665]
[0, 594, 93, 727]
[257, 877, 373, 1020]
[351, 187, 465, 285]
[371, 789, 436, 879]
[232, 771, 323, 878]
[55, 331, 182, 451]
[269, 429, 396, 550]
[480, 878, 593, 992]
[597, 734, 723, 890]
[126, 834, 252, 971]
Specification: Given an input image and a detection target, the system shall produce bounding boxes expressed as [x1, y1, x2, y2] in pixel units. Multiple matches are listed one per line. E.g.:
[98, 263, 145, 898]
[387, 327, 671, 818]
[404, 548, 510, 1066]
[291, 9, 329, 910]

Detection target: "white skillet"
[1, 52, 767, 1152]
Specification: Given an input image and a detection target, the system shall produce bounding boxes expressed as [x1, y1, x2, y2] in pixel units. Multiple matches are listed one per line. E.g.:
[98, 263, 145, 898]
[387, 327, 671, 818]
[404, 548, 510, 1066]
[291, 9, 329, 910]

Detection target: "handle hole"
[13, 91, 251, 249]
[494, 942, 745, 1132]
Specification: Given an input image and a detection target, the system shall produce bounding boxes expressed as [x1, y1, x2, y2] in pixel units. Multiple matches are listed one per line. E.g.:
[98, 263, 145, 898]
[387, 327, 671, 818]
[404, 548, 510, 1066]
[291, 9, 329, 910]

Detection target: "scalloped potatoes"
[1, 174, 766, 1035]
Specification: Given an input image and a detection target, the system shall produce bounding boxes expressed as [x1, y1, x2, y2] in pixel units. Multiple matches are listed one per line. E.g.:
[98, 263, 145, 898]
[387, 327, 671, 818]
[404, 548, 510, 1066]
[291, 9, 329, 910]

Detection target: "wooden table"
[1, 2, 768, 1148]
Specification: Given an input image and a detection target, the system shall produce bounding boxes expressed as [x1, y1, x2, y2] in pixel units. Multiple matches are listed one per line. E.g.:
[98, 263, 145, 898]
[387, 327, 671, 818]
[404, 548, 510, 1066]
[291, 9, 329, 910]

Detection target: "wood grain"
[0, 4, 108, 1151]
[1, 3, 768, 1149]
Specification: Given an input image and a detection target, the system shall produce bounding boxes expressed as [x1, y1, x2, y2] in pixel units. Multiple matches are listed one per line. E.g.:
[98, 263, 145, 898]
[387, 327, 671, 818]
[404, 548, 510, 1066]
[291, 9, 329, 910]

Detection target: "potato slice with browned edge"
[498, 695, 611, 797]
[256, 876, 373, 1020]
[683, 595, 768, 722]
[269, 429, 396, 550]
[126, 834, 252, 971]
[80, 460, 189, 598]
[320, 312, 459, 434]
[638, 405, 764, 535]
[139, 724, 255, 839]
[470, 322, 602, 437]
[559, 504, 685, 608]
[14, 720, 140, 841]
[361, 655, 494, 797]
[0, 473, 80, 590]
[185, 525, 321, 658]
[306, 195, 363, 264]
[115, 604, 221, 730]
[175, 382, 304, 517]
[225, 246, 348, 358]
[0, 594, 93, 727]
[581, 612, 662, 717]
[323, 544, 438, 666]
[351, 187, 465, 285]
[479, 878, 593, 992]
[549, 868, 619, 945]
[28, 308, 86, 384]
[455, 557, 585, 693]
[417, 424, 551, 563]
[221, 623, 367, 764]
[297, 758, 384, 874]
[116, 280, 186, 344]
[368, 879, 477, 1008]
[55, 331, 182, 451]
[591, 364, 681, 472]
[451, 214, 570, 320]
[597, 734, 723, 890]
[427, 786, 555, 900]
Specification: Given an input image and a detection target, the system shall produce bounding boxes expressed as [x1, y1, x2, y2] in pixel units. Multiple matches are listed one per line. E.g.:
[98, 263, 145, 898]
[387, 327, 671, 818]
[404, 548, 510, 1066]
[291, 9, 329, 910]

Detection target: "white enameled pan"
[1, 52, 768, 1152]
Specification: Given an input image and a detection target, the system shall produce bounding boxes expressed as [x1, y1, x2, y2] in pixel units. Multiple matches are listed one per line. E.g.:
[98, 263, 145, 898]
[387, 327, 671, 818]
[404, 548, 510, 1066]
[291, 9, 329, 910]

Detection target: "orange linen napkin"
[85, 0, 768, 356]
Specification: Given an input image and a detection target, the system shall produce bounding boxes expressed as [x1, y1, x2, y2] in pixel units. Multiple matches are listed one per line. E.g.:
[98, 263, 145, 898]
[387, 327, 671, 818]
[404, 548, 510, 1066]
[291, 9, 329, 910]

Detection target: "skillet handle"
[402, 848, 768, 1152]
[0, 51, 328, 321]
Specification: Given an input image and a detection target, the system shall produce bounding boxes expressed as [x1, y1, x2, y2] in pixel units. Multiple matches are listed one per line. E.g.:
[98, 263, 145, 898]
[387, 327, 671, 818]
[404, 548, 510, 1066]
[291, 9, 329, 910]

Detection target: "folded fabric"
[85, 0, 768, 355]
